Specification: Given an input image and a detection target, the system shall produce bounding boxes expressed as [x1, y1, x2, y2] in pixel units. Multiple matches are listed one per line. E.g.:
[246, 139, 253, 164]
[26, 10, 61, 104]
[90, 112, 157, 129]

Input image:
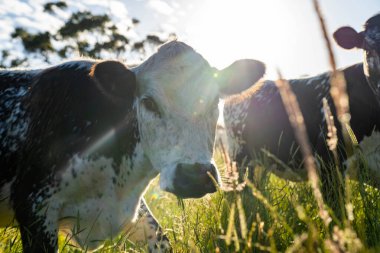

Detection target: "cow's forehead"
[133, 41, 220, 115]
[365, 13, 380, 29]
[365, 14, 380, 51]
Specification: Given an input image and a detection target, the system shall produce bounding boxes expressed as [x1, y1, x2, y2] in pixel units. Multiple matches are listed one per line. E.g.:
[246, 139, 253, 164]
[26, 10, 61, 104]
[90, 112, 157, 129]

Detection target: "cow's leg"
[18, 221, 57, 253]
[129, 198, 171, 253]
[12, 180, 58, 253]
[13, 200, 58, 253]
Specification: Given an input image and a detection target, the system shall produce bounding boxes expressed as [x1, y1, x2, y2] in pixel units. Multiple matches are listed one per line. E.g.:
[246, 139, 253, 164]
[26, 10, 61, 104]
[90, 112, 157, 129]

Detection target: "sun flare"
[185, 0, 293, 77]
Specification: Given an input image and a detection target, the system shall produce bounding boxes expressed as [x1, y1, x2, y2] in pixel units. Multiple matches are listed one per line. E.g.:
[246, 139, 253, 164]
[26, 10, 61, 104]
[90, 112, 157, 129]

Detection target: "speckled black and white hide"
[0, 41, 266, 253]
[0, 60, 171, 252]
[334, 13, 380, 106]
[131, 199, 171, 252]
[224, 63, 380, 181]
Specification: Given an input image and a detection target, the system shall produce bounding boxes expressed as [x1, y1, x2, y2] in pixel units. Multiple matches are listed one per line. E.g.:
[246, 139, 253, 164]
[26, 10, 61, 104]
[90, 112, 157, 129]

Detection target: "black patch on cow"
[345, 64, 380, 140]
[0, 60, 138, 251]
[21, 61, 138, 177]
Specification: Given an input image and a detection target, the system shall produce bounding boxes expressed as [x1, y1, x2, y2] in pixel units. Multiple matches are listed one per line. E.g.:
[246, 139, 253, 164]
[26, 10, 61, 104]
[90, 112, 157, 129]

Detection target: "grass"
[146, 149, 380, 253]
[1, 150, 380, 252]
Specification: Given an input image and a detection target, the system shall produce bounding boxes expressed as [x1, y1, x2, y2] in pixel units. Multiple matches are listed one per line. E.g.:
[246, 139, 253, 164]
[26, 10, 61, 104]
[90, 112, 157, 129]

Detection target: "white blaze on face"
[132, 41, 220, 191]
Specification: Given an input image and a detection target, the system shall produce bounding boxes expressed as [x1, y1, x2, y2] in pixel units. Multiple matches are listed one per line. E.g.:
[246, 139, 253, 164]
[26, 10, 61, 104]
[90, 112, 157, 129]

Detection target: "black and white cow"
[334, 13, 380, 105]
[0, 41, 265, 252]
[333, 13, 380, 187]
[223, 14, 380, 182]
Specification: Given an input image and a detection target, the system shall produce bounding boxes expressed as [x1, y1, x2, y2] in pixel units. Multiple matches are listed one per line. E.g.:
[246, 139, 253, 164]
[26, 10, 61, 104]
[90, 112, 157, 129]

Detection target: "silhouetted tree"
[43, 1, 68, 13]
[1, 1, 175, 68]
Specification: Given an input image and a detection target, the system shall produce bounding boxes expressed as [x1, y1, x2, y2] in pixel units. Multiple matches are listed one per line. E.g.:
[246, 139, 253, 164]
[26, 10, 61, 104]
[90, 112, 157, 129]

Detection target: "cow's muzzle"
[167, 163, 220, 198]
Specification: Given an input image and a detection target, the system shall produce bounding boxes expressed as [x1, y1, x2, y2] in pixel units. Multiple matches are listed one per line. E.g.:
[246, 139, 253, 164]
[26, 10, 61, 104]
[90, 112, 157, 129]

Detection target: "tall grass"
[2, 148, 379, 252]
[1, 0, 380, 252]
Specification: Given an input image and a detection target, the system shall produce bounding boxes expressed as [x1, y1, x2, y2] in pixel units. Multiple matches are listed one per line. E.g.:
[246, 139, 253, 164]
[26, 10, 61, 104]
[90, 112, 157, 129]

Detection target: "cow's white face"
[132, 41, 265, 198]
[334, 13, 380, 105]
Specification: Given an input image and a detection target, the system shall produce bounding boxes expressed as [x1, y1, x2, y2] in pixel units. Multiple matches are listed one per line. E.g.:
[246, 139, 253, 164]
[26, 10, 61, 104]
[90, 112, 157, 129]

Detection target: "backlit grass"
[1, 150, 379, 252]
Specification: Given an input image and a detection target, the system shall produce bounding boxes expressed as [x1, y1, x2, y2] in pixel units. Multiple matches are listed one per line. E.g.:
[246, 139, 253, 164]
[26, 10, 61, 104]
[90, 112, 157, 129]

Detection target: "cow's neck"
[48, 141, 158, 250]
[57, 140, 157, 202]
[115, 141, 158, 199]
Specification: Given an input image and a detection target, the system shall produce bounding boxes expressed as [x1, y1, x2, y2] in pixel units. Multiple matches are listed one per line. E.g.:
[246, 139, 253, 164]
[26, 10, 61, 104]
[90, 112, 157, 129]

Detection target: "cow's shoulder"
[343, 63, 365, 86]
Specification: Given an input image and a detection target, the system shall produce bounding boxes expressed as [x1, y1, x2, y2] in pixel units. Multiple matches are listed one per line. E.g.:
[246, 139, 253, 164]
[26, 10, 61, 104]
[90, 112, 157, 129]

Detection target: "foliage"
[11, 28, 53, 53]
[43, 1, 68, 14]
[57, 11, 110, 38]
[0, 1, 173, 68]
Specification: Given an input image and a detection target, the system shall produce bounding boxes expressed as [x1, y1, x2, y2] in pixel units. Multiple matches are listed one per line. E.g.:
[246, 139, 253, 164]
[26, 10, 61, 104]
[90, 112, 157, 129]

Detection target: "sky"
[0, 0, 379, 79]
[125, 0, 380, 79]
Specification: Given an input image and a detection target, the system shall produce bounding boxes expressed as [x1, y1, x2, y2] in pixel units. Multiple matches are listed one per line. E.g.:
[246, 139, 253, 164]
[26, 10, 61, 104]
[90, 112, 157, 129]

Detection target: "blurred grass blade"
[225, 203, 236, 246]
[236, 196, 247, 240]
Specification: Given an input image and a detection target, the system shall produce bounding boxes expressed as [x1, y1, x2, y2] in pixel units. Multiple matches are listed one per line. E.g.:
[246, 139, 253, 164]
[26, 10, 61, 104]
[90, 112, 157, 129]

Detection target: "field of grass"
[1, 148, 380, 253]
[145, 145, 380, 253]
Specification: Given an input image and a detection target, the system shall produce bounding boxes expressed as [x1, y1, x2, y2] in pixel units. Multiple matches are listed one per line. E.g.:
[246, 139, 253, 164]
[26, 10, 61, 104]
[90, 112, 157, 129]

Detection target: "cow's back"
[224, 72, 329, 169]
[224, 63, 380, 171]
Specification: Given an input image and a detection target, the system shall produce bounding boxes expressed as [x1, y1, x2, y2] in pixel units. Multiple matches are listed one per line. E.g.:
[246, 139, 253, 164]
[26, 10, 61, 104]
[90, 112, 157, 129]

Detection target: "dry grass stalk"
[285, 233, 308, 253]
[275, 71, 331, 227]
[312, 0, 352, 151]
[217, 139, 246, 192]
[225, 203, 236, 246]
[312, 0, 362, 228]
[236, 195, 248, 240]
[311, 0, 336, 70]
[217, 138, 231, 170]
[322, 98, 338, 152]
[322, 98, 347, 219]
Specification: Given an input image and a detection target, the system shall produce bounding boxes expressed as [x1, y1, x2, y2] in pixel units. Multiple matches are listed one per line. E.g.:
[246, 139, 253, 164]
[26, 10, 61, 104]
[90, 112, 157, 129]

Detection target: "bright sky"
[0, 0, 378, 79]
[126, 0, 380, 79]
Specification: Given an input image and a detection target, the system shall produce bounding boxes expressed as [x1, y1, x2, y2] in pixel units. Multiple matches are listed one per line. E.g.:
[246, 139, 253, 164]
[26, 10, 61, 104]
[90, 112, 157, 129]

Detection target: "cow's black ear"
[90, 60, 136, 103]
[217, 59, 265, 96]
[333, 26, 364, 50]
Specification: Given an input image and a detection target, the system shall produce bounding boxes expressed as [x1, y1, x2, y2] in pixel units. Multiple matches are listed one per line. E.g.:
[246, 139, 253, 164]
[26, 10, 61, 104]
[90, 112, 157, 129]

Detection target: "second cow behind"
[223, 14, 380, 185]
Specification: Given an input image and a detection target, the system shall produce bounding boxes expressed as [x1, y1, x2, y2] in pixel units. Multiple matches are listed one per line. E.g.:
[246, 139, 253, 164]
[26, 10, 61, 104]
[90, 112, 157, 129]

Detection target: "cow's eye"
[141, 97, 160, 115]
